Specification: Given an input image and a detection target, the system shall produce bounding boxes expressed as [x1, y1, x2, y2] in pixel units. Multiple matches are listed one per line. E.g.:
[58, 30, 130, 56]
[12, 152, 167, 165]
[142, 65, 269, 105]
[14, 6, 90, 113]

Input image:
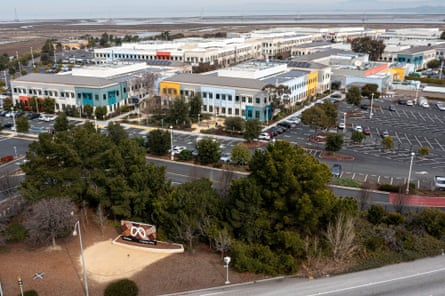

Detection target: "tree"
[427, 59, 441, 69]
[351, 130, 365, 143]
[418, 146, 430, 157]
[382, 136, 394, 150]
[441, 31, 445, 40]
[243, 119, 262, 142]
[54, 112, 69, 132]
[301, 105, 328, 130]
[24, 198, 77, 248]
[325, 133, 344, 152]
[224, 117, 245, 133]
[230, 144, 251, 165]
[188, 94, 202, 120]
[319, 100, 338, 128]
[83, 104, 93, 118]
[361, 84, 380, 99]
[94, 106, 107, 120]
[40, 39, 55, 65]
[41, 97, 56, 114]
[167, 97, 190, 127]
[351, 37, 385, 61]
[153, 179, 220, 250]
[147, 129, 170, 155]
[346, 86, 362, 106]
[2, 97, 13, 110]
[196, 137, 221, 164]
[15, 116, 30, 133]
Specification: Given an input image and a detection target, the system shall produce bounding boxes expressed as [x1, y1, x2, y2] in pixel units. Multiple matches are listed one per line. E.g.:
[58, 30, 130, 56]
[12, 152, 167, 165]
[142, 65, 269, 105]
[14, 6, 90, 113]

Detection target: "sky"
[1, 0, 445, 20]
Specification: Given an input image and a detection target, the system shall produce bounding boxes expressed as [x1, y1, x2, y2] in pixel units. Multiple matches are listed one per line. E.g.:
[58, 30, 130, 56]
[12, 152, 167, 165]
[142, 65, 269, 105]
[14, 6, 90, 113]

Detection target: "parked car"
[388, 105, 396, 112]
[39, 114, 57, 122]
[168, 145, 187, 155]
[338, 122, 345, 129]
[398, 99, 407, 105]
[287, 116, 301, 125]
[2, 123, 13, 129]
[406, 100, 414, 106]
[277, 121, 293, 129]
[360, 104, 369, 110]
[25, 112, 40, 120]
[436, 103, 445, 111]
[5, 111, 16, 118]
[354, 125, 363, 133]
[331, 164, 342, 178]
[434, 176, 445, 190]
[381, 130, 389, 138]
[421, 102, 430, 108]
[258, 132, 271, 141]
[265, 127, 278, 137]
[363, 127, 371, 135]
[275, 126, 285, 134]
[220, 153, 231, 163]
[0, 110, 8, 116]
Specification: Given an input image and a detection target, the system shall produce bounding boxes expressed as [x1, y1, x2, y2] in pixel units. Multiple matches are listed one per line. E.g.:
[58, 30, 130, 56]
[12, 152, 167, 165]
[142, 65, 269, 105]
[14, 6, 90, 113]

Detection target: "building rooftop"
[13, 73, 116, 88]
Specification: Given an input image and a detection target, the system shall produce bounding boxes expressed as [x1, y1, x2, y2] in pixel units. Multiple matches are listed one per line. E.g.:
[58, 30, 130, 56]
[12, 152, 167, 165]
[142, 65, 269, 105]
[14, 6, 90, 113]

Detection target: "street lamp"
[170, 126, 174, 160]
[343, 112, 347, 133]
[406, 152, 415, 195]
[369, 92, 374, 119]
[11, 107, 16, 136]
[13, 146, 17, 158]
[224, 256, 231, 285]
[73, 221, 89, 296]
[17, 275, 24, 296]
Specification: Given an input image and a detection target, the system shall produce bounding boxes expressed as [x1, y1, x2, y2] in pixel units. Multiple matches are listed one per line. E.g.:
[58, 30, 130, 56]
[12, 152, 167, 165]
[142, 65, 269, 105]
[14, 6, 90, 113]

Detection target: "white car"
[354, 125, 363, 133]
[220, 153, 231, 163]
[169, 146, 187, 155]
[338, 122, 345, 129]
[421, 102, 430, 108]
[258, 132, 271, 141]
[436, 103, 445, 111]
[39, 114, 57, 122]
[406, 100, 414, 106]
[434, 176, 445, 190]
[287, 116, 301, 125]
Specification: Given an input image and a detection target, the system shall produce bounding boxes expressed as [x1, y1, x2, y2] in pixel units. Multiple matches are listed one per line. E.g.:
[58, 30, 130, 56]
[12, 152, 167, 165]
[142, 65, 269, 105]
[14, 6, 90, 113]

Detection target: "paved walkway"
[389, 193, 445, 207]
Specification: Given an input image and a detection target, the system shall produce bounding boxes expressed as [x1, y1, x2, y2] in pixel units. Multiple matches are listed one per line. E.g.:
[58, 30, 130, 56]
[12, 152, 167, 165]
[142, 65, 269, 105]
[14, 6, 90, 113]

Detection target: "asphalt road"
[168, 255, 445, 296]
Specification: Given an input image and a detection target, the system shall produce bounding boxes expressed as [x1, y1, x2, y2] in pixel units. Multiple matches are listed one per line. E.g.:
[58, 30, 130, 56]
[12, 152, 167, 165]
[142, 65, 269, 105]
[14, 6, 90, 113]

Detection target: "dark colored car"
[2, 123, 13, 129]
[277, 121, 292, 129]
[26, 112, 40, 120]
[331, 164, 342, 178]
[363, 127, 371, 135]
[398, 99, 407, 105]
[388, 105, 396, 112]
[360, 104, 369, 110]
[265, 127, 278, 137]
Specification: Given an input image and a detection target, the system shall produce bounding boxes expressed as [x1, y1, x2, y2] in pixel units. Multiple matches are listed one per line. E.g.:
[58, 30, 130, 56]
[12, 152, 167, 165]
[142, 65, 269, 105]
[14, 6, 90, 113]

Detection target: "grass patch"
[332, 178, 362, 188]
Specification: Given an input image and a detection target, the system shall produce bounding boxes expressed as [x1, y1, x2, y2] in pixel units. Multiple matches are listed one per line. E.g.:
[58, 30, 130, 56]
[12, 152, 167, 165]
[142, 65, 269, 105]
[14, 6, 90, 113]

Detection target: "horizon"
[2, 1, 445, 22]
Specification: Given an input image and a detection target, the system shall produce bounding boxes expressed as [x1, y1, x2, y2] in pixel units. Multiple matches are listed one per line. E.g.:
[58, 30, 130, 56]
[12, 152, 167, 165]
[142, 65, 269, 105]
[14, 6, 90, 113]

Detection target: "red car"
[363, 127, 371, 135]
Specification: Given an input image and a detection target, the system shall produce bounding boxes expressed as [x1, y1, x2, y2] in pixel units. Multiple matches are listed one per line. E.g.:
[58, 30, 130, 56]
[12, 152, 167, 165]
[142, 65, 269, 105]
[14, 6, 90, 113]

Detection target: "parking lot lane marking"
[352, 173, 356, 179]
[413, 135, 423, 148]
[404, 133, 412, 146]
[434, 139, 445, 151]
[377, 176, 381, 183]
[434, 115, 444, 124]
[390, 177, 393, 185]
[423, 137, 434, 150]
[364, 174, 368, 182]
[394, 131, 402, 144]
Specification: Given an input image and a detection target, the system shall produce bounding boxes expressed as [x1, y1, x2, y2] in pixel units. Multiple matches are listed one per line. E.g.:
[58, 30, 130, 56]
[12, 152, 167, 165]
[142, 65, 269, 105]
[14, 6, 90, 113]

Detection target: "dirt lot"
[0, 218, 265, 296]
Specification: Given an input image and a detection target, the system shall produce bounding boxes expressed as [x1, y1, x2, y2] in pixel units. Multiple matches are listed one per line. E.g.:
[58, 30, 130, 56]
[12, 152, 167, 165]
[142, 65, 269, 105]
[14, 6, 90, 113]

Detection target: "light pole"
[170, 126, 174, 160]
[369, 92, 374, 119]
[17, 275, 24, 296]
[224, 256, 231, 285]
[343, 112, 347, 133]
[406, 152, 415, 195]
[197, 114, 200, 125]
[13, 146, 17, 158]
[73, 221, 89, 296]
[11, 107, 16, 136]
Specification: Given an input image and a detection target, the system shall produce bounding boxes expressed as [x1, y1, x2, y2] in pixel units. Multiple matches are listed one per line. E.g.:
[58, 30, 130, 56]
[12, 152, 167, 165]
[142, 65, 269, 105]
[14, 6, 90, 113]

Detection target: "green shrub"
[410, 208, 445, 239]
[231, 241, 299, 275]
[104, 279, 138, 296]
[23, 291, 39, 296]
[7, 223, 26, 242]
[384, 212, 406, 226]
[177, 149, 192, 161]
[367, 205, 385, 225]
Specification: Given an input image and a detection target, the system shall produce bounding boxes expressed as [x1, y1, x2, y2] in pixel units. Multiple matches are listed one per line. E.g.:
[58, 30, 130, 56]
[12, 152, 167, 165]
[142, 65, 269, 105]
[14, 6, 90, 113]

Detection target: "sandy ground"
[0, 220, 265, 296]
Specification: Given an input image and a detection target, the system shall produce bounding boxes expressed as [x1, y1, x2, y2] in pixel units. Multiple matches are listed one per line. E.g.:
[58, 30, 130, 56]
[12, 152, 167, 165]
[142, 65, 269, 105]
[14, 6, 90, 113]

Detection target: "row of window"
[201, 105, 263, 119]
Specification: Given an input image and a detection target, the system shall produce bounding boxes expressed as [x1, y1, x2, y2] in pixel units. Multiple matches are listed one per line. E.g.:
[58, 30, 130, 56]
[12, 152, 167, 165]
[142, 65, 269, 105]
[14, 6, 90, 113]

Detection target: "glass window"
[222, 107, 226, 114]
[256, 97, 260, 104]
[203, 92, 207, 98]
[216, 94, 220, 99]
[255, 111, 260, 118]
[228, 108, 232, 115]
[209, 93, 213, 99]
[222, 94, 226, 100]
[228, 95, 232, 101]
[235, 108, 239, 115]
[95, 95, 99, 101]
[242, 96, 246, 102]
[248, 97, 252, 103]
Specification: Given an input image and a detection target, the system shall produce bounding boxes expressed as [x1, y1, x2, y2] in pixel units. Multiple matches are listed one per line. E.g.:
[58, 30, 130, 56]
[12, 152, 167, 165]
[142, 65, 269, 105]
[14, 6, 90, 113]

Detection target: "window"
[222, 94, 226, 100]
[209, 106, 213, 112]
[242, 96, 246, 102]
[216, 94, 220, 99]
[95, 95, 99, 101]
[228, 108, 232, 115]
[235, 108, 239, 115]
[256, 97, 260, 104]
[203, 92, 207, 98]
[235, 96, 239, 102]
[103, 94, 106, 100]
[222, 107, 226, 114]
[203, 105, 207, 111]
[255, 111, 260, 118]
[248, 97, 252, 103]
[78, 93, 81, 99]
[228, 95, 232, 101]
[209, 93, 213, 99]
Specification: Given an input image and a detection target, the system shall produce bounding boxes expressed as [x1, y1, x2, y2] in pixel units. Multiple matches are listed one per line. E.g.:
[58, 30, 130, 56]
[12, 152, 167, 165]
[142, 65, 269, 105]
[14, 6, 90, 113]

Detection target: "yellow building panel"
[307, 71, 318, 97]
[160, 81, 180, 97]
[385, 68, 405, 81]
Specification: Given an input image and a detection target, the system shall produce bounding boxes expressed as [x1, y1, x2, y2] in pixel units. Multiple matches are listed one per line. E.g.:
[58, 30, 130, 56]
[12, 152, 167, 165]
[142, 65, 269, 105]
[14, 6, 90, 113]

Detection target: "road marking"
[434, 138, 445, 151]
[404, 133, 412, 146]
[307, 267, 445, 296]
[423, 137, 433, 150]
[413, 135, 423, 148]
